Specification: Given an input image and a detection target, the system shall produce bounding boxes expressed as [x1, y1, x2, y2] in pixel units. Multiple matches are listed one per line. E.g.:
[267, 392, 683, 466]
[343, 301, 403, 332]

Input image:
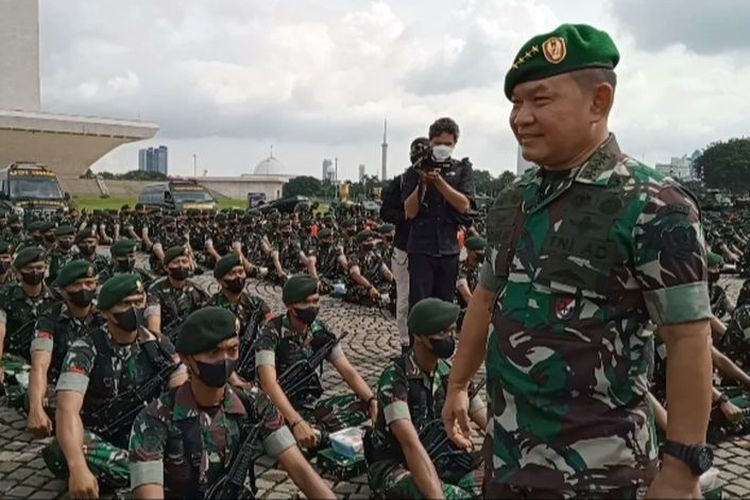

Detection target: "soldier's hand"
[368, 287, 381, 301]
[442, 386, 473, 450]
[232, 241, 242, 254]
[721, 400, 743, 423]
[68, 465, 99, 500]
[26, 408, 53, 439]
[292, 419, 318, 449]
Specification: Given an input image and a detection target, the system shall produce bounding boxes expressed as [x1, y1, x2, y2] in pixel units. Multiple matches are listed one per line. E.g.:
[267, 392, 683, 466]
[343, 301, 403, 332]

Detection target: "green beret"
[111, 239, 138, 258]
[13, 246, 45, 270]
[0, 240, 11, 254]
[7, 214, 20, 224]
[214, 254, 241, 280]
[504, 24, 619, 99]
[54, 225, 75, 237]
[282, 274, 319, 305]
[465, 236, 487, 251]
[357, 230, 374, 242]
[408, 298, 460, 337]
[175, 307, 239, 355]
[97, 273, 145, 310]
[707, 252, 724, 268]
[53, 259, 96, 288]
[40, 221, 57, 232]
[163, 245, 188, 266]
[377, 223, 396, 234]
[27, 221, 45, 232]
[215, 213, 227, 223]
[318, 228, 333, 238]
[162, 216, 176, 225]
[75, 228, 96, 243]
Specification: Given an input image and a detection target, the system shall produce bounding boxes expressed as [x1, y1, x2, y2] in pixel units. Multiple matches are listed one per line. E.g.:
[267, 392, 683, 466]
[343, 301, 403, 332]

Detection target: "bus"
[138, 179, 218, 212]
[0, 162, 71, 218]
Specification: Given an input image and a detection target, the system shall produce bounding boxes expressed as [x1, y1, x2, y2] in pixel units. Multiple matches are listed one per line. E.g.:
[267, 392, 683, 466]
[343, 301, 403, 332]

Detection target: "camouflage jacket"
[48, 248, 77, 282]
[316, 243, 346, 280]
[146, 277, 209, 340]
[0, 283, 56, 359]
[723, 305, 750, 368]
[128, 382, 294, 496]
[456, 259, 480, 309]
[77, 251, 111, 276]
[479, 135, 710, 493]
[210, 291, 270, 335]
[30, 301, 106, 383]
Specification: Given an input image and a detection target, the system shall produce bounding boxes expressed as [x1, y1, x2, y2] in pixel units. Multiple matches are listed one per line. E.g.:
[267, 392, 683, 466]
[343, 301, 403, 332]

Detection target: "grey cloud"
[609, 0, 750, 54]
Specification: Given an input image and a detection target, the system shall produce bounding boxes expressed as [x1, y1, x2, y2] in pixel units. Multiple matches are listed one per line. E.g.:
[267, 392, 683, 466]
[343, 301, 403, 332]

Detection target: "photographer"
[402, 117, 475, 311]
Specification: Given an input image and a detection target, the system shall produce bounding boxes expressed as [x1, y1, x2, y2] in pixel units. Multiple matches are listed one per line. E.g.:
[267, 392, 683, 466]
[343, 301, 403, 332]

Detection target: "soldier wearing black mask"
[74, 229, 109, 275]
[100, 238, 153, 286]
[0, 240, 14, 286]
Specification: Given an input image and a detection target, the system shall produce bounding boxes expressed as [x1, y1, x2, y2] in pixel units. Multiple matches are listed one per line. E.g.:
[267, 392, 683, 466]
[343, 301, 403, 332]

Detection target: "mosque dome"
[252, 155, 287, 176]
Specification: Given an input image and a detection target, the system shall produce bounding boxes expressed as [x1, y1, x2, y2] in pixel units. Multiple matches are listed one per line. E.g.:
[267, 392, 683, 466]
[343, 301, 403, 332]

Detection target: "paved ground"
[0, 275, 748, 498]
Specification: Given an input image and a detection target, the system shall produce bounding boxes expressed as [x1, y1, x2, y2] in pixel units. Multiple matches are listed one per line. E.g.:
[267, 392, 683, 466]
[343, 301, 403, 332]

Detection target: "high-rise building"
[138, 145, 169, 175]
[322, 158, 333, 180]
[381, 120, 388, 181]
[358, 164, 366, 183]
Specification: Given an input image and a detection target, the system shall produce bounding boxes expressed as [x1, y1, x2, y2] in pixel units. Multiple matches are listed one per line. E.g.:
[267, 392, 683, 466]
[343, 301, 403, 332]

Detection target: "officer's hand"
[68, 465, 99, 500]
[368, 287, 381, 301]
[442, 386, 473, 449]
[721, 400, 743, 423]
[26, 408, 53, 439]
[292, 420, 318, 449]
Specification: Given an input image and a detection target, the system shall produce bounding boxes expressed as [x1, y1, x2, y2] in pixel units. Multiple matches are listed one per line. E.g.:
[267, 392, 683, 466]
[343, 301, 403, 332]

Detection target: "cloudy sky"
[38, 0, 750, 181]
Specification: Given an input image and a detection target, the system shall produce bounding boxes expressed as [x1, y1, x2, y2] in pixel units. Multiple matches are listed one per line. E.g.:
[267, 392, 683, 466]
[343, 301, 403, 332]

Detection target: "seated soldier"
[0, 240, 15, 286]
[74, 228, 110, 275]
[255, 275, 377, 450]
[48, 225, 77, 283]
[27, 260, 104, 439]
[100, 238, 153, 285]
[707, 252, 733, 321]
[269, 219, 317, 283]
[129, 307, 335, 499]
[455, 236, 485, 332]
[315, 227, 348, 293]
[368, 298, 486, 498]
[145, 245, 209, 340]
[346, 230, 395, 305]
[0, 247, 56, 383]
[48, 274, 187, 498]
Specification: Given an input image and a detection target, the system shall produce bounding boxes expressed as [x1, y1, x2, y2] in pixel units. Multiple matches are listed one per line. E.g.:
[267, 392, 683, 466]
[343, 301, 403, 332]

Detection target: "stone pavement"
[0, 275, 748, 498]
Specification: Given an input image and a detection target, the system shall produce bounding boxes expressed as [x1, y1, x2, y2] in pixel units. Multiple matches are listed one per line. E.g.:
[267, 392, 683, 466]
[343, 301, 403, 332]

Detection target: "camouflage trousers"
[369, 458, 483, 499]
[1, 354, 30, 408]
[300, 393, 369, 433]
[43, 430, 129, 490]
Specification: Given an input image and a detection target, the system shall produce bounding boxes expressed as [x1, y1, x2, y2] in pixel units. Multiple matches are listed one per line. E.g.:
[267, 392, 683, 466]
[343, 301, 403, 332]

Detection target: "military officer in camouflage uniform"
[128, 307, 335, 499]
[707, 252, 733, 320]
[256, 275, 376, 449]
[74, 228, 110, 275]
[0, 248, 56, 378]
[455, 236, 485, 333]
[26, 260, 104, 439]
[48, 225, 77, 283]
[346, 230, 394, 305]
[49, 274, 187, 498]
[1, 214, 24, 250]
[145, 245, 209, 340]
[100, 238, 153, 285]
[368, 298, 486, 498]
[0, 240, 15, 286]
[443, 25, 714, 498]
[40, 220, 58, 252]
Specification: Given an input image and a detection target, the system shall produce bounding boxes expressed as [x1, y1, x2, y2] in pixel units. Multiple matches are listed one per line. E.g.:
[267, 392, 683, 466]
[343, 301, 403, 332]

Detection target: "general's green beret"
[13, 246, 45, 270]
[214, 254, 241, 280]
[318, 228, 333, 238]
[282, 274, 319, 305]
[175, 307, 239, 355]
[465, 236, 487, 251]
[54, 225, 75, 237]
[357, 230, 374, 242]
[111, 239, 138, 258]
[0, 240, 11, 254]
[27, 221, 45, 232]
[7, 214, 20, 224]
[707, 252, 724, 268]
[163, 245, 188, 266]
[504, 24, 620, 99]
[377, 223, 396, 234]
[408, 298, 460, 337]
[53, 259, 96, 288]
[75, 228, 96, 243]
[97, 273, 145, 310]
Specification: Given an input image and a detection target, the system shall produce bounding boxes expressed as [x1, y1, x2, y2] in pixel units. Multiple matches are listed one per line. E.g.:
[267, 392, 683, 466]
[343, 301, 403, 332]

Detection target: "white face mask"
[432, 145, 453, 162]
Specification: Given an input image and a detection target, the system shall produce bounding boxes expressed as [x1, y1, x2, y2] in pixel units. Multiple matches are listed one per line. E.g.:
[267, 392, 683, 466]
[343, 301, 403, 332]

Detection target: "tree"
[473, 169, 494, 196]
[695, 138, 750, 193]
[282, 176, 322, 198]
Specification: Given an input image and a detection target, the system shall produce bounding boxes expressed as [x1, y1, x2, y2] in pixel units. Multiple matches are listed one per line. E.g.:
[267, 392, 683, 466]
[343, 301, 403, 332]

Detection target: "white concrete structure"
[655, 155, 695, 181]
[0, 0, 157, 178]
[196, 176, 287, 201]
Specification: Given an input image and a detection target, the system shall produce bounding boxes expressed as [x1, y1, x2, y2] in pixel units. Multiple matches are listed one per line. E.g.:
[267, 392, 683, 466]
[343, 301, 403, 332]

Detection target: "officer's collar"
[572, 134, 624, 186]
[404, 348, 450, 380]
[172, 382, 247, 422]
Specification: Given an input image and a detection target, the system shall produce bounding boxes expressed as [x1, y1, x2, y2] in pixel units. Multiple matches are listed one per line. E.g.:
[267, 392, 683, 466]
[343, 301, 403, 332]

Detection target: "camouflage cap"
[176, 307, 239, 355]
[111, 238, 138, 258]
[53, 259, 96, 288]
[465, 236, 487, 251]
[282, 274, 319, 305]
[97, 273, 144, 311]
[163, 245, 188, 266]
[54, 224, 76, 237]
[408, 298, 460, 337]
[13, 246, 45, 270]
[214, 253, 241, 280]
[504, 24, 620, 99]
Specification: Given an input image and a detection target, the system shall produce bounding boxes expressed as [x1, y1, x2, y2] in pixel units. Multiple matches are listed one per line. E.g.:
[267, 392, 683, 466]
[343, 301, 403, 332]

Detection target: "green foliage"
[474, 169, 517, 197]
[695, 138, 750, 193]
[282, 176, 322, 198]
[80, 169, 167, 181]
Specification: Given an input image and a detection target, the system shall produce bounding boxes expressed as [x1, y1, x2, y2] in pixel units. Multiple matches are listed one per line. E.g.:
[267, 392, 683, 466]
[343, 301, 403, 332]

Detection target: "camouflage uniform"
[78, 251, 110, 276]
[255, 313, 369, 432]
[47, 248, 77, 283]
[455, 260, 480, 331]
[709, 282, 731, 320]
[346, 246, 387, 305]
[128, 382, 296, 496]
[723, 305, 750, 369]
[146, 277, 209, 341]
[45, 325, 184, 489]
[480, 136, 710, 496]
[0, 283, 56, 361]
[368, 349, 485, 498]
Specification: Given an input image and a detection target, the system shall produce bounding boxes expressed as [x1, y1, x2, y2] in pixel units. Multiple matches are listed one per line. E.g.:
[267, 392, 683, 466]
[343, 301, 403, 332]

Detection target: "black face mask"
[44, 234, 56, 244]
[709, 271, 720, 283]
[112, 306, 144, 332]
[225, 277, 245, 294]
[68, 289, 95, 308]
[0, 261, 10, 274]
[117, 258, 136, 272]
[194, 358, 237, 388]
[10, 226, 21, 234]
[294, 306, 319, 325]
[429, 336, 456, 359]
[32, 235, 44, 244]
[474, 252, 485, 262]
[21, 270, 45, 286]
[169, 267, 190, 281]
[58, 241, 74, 251]
[78, 245, 96, 257]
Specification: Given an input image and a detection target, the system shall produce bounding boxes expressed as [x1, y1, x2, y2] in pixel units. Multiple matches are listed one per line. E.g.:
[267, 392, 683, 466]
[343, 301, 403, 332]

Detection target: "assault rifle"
[235, 306, 268, 381]
[204, 420, 265, 499]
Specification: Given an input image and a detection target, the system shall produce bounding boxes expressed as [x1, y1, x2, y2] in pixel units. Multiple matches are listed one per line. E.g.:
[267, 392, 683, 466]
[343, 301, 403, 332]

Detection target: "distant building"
[358, 164, 366, 183]
[655, 155, 695, 181]
[138, 145, 168, 175]
[322, 158, 334, 181]
[381, 120, 388, 181]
